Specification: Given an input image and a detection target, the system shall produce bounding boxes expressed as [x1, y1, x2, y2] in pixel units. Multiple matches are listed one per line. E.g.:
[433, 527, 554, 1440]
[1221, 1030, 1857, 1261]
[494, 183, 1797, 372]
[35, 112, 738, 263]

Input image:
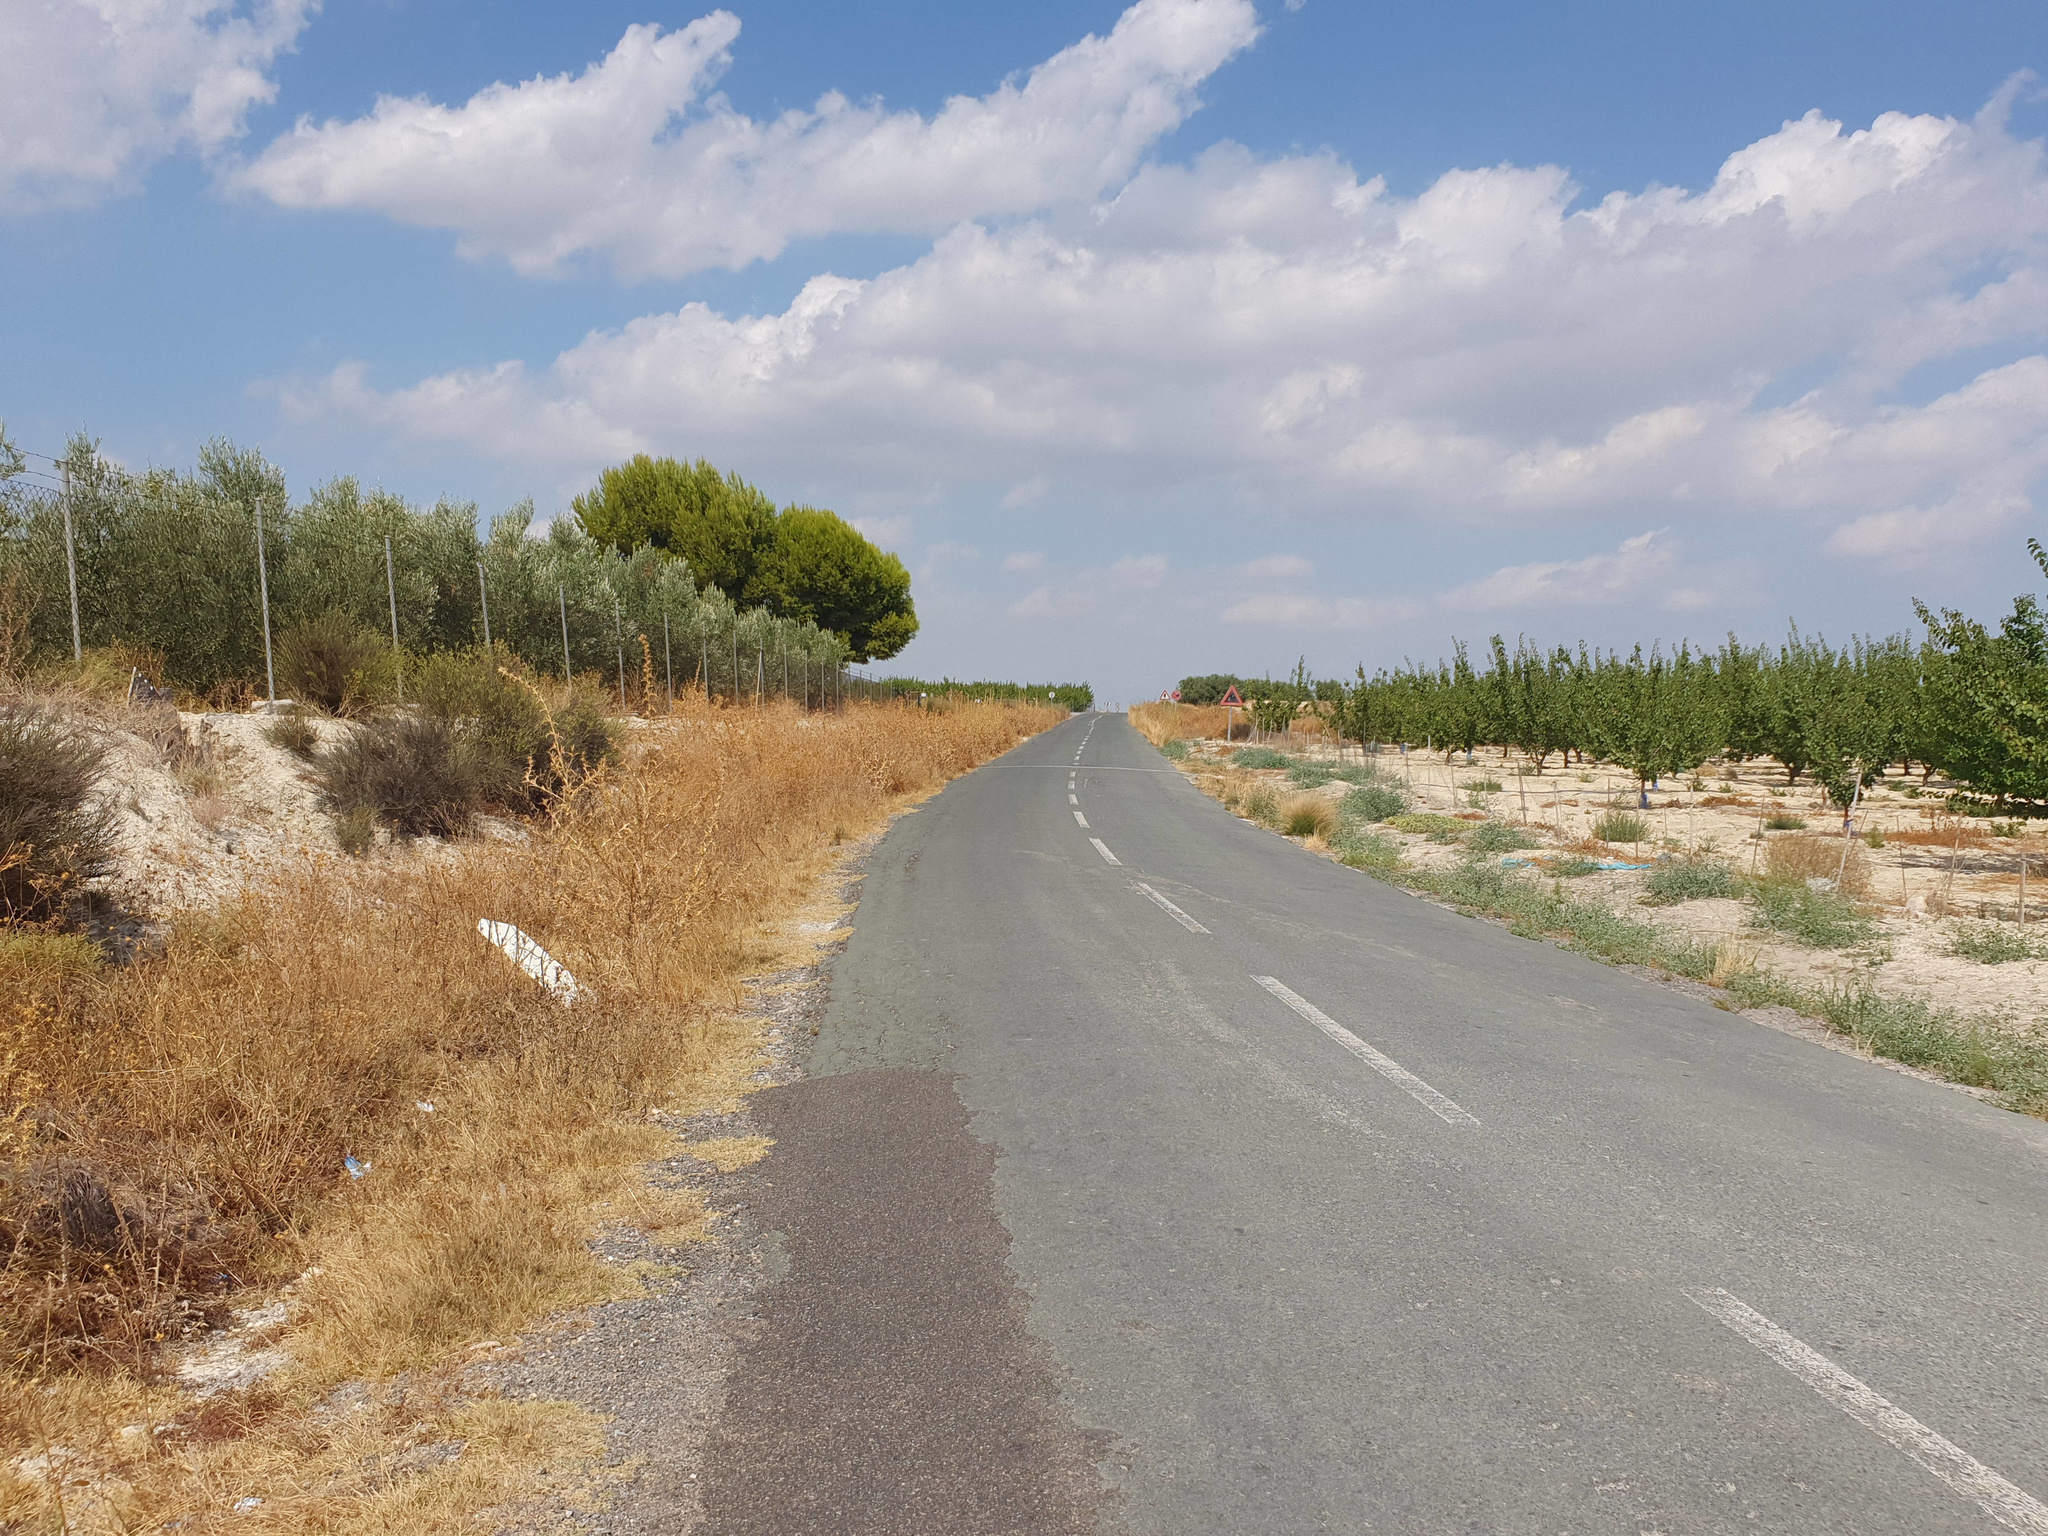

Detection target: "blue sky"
[4, 1, 2047, 701]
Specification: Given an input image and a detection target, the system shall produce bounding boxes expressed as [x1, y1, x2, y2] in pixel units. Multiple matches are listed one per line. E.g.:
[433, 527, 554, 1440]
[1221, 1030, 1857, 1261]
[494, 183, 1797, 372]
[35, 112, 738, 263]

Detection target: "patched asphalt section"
[694, 1067, 1108, 1536]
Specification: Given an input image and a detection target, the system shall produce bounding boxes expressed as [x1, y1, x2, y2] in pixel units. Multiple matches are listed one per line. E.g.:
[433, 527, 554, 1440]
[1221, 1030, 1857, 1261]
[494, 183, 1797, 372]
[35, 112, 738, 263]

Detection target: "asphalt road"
[697, 712, 2048, 1535]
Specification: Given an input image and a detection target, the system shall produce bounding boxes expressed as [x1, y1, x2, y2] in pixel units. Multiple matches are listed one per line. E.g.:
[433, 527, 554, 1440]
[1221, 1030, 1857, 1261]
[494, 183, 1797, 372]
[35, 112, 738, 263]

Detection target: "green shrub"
[1763, 813, 1806, 831]
[1948, 922, 2048, 964]
[1389, 813, 1465, 837]
[413, 649, 619, 809]
[1751, 882, 1875, 948]
[261, 709, 320, 758]
[0, 706, 117, 923]
[1339, 785, 1407, 824]
[1465, 776, 1504, 795]
[1243, 784, 1280, 825]
[1159, 738, 1189, 761]
[1548, 856, 1602, 877]
[1466, 821, 1538, 853]
[277, 610, 387, 717]
[1642, 859, 1738, 905]
[1331, 828, 1402, 873]
[1593, 810, 1649, 843]
[334, 805, 377, 856]
[1231, 746, 1290, 770]
[316, 715, 490, 838]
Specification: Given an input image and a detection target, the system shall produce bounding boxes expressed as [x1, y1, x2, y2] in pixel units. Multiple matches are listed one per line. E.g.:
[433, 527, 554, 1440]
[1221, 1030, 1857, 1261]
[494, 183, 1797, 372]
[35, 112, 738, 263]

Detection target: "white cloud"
[1245, 553, 1313, 579]
[1442, 531, 1675, 610]
[1221, 592, 1424, 629]
[235, 0, 1260, 278]
[1001, 551, 1045, 572]
[1000, 476, 1051, 509]
[285, 83, 2048, 571]
[0, 0, 312, 209]
[850, 513, 913, 549]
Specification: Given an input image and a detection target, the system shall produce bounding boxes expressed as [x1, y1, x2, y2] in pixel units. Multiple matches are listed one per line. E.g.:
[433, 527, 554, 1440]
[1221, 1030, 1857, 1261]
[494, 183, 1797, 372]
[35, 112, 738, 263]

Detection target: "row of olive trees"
[1194, 537, 2048, 805]
[0, 435, 856, 701]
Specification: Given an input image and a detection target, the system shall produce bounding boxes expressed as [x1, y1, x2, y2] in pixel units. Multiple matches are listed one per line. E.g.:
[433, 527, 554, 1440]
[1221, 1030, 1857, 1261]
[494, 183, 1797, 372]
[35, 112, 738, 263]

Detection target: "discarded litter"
[344, 1155, 371, 1179]
[233, 1498, 263, 1513]
[477, 919, 579, 1002]
[1501, 857, 1651, 872]
[415, 1101, 436, 1113]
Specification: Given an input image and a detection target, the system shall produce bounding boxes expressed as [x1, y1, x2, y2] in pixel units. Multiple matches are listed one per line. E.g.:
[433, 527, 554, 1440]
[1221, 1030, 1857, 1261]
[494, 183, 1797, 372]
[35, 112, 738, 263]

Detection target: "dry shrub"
[1278, 792, 1336, 839]
[0, 705, 116, 923]
[1888, 823, 1993, 850]
[1766, 831, 1869, 896]
[0, 697, 1057, 1529]
[1129, 701, 1231, 744]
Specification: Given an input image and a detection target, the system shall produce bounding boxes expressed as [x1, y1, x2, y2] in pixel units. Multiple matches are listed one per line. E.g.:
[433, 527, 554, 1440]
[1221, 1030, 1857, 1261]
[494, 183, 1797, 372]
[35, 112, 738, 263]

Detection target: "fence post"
[614, 598, 627, 710]
[663, 610, 673, 710]
[731, 623, 739, 706]
[384, 534, 404, 701]
[477, 561, 492, 650]
[756, 641, 764, 708]
[255, 498, 278, 710]
[60, 462, 81, 663]
[558, 585, 572, 684]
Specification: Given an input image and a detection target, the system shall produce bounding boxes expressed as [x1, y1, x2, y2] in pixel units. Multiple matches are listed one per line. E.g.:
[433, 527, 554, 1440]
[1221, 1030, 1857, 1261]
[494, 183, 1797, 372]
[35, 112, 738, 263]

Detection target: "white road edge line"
[1089, 837, 1121, 865]
[1685, 1288, 2048, 1535]
[1252, 977, 1479, 1126]
[1134, 883, 1208, 934]
[1074, 810, 1090, 827]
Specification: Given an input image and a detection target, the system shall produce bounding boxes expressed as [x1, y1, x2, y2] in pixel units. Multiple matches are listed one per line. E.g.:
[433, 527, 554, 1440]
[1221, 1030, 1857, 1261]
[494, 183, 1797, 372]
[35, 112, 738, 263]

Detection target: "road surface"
[696, 711, 2048, 1535]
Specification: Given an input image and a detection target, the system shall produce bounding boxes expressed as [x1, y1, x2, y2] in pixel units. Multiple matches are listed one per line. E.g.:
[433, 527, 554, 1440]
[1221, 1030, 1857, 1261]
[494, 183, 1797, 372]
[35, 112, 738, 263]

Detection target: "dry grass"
[1277, 792, 1336, 839]
[0, 694, 1058, 1531]
[1128, 702, 1235, 744]
[1765, 831, 1870, 896]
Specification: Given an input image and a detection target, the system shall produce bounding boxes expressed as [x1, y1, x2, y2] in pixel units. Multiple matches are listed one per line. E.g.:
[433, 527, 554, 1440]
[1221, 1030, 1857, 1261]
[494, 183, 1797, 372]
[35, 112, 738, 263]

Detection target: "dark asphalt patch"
[696, 1068, 1108, 1536]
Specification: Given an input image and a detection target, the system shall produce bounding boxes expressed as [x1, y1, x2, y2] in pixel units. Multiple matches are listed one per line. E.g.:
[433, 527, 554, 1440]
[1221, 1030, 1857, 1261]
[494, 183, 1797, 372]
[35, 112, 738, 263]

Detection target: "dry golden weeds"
[0, 694, 1059, 1531]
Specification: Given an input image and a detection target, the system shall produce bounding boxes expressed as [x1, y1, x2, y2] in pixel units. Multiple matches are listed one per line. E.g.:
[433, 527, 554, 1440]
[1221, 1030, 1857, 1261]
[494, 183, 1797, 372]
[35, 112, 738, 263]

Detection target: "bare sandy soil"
[1181, 736, 2048, 1042]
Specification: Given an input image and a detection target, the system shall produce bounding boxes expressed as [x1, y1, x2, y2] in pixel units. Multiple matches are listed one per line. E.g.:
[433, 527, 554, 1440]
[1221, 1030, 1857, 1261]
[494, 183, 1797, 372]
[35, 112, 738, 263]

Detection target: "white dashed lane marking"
[1089, 838, 1121, 866]
[1252, 977, 1479, 1126]
[1134, 883, 1208, 934]
[1686, 1288, 2048, 1535]
[1074, 811, 1089, 828]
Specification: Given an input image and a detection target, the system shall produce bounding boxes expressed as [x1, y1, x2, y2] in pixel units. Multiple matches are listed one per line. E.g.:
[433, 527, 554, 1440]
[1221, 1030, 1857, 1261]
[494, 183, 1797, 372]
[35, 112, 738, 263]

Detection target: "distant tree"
[1917, 540, 2048, 805]
[1176, 674, 1250, 705]
[572, 455, 779, 599]
[751, 505, 918, 662]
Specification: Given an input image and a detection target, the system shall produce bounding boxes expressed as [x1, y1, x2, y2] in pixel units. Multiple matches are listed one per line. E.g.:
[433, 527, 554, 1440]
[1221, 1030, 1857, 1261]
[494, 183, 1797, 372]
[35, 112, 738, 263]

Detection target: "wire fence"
[0, 441, 892, 712]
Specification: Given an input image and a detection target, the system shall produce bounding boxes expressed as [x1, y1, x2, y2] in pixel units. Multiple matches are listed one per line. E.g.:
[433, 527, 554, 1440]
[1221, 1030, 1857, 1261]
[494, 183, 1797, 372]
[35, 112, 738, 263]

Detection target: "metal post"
[477, 561, 492, 649]
[559, 585, 572, 684]
[781, 638, 787, 701]
[701, 618, 710, 702]
[614, 598, 627, 709]
[384, 534, 404, 701]
[732, 623, 739, 706]
[255, 498, 277, 710]
[756, 642, 764, 708]
[60, 463, 81, 663]
[663, 610, 673, 709]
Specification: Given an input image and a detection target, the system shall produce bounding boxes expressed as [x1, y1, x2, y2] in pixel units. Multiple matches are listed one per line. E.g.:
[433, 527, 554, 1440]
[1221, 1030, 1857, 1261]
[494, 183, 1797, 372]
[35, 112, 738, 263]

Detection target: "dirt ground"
[1178, 735, 2048, 1042]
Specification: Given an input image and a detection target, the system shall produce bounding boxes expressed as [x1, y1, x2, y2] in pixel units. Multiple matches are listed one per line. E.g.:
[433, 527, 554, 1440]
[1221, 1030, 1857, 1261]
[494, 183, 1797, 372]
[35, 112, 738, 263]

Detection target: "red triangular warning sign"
[1219, 685, 1244, 706]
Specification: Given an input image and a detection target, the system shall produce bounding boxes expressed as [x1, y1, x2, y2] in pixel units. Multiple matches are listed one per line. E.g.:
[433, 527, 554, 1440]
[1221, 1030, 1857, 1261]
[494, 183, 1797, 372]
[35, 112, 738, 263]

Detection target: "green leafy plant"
[1764, 813, 1807, 830]
[1388, 813, 1465, 837]
[1340, 785, 1407, 824]
[1159, 738, 1189, 761]
[1331, 828, 1402, 872]
[1642, 860, 1738, 905]
[1243, 784, 1279, 825]
[1751, 881, 1875, 948]
[1231, 746, 1290, 770]
[1466, 821, 1538, 853]
[1593, 810, 1649, 843]
[1948, 922, 2048, 963]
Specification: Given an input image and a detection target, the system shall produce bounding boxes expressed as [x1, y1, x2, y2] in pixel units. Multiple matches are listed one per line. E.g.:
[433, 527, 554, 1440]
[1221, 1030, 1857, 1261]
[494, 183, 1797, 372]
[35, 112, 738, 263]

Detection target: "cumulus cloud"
[0, 0, 311, 209]
[236, 0, 1260, 278]
[283, 83, 2048, 574]
[1442, 531, 1675, 609]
